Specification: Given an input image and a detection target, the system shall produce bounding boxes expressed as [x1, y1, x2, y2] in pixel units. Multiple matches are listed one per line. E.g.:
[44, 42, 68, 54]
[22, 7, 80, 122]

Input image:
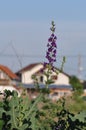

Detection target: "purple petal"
[48, 47, 53, 52]
[53, 49, 56, 54]
[51, 33, 54, 37]
[48, 37, 53, 42]
[51, 42, 57, 47]
[54, 36, 57, 40]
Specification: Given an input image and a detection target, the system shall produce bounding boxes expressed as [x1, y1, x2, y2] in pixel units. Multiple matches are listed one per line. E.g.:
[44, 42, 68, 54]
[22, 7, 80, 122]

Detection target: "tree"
[69, 75, 83, 96]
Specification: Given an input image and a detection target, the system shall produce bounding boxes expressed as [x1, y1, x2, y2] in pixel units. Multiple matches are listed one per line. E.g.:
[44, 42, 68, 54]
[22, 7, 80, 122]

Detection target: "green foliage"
[0, 120, 4, 130]
[70, 110, 86, 123]
[60, 56, 66, 72]
[64, 95, 86, 114]
[0, 90, 86, 130]
[31, 75, 40, 89]
[36, 97, 59, 130]
[69, 75, 83, 95]
[53, 98, 86, 130]
[0, 90, 43, 130]
[0, 102, 4, 130]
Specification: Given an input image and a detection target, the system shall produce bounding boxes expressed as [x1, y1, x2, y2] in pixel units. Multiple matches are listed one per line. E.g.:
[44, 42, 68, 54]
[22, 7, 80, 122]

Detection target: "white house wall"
[55, 73, 69, 85]
[22, 64, 43, 84]
[21, 64, 70, 85]
[42, 70, 70, 85]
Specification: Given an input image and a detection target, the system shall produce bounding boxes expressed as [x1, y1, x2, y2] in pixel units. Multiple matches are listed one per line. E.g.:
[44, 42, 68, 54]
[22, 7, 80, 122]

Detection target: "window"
[40, 76, 43, 82]
[51, 75, 58, 80]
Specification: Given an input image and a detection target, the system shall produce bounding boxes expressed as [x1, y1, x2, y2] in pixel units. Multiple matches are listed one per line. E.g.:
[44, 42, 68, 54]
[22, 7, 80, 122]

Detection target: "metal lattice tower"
[78, 54, 83, 79]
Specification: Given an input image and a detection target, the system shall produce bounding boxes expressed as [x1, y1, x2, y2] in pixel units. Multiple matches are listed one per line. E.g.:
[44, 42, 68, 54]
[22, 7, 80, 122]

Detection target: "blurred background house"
[0, 63, 85, 101]
[16, 62, 70, 85]
[16, 62, 73, 100]
[0, 64, 21, 96]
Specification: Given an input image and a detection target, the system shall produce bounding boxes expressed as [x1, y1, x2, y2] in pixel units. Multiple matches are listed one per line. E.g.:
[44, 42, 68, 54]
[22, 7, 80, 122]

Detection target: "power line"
[0, 54, 86, 58]
[10, 42, 23, 69]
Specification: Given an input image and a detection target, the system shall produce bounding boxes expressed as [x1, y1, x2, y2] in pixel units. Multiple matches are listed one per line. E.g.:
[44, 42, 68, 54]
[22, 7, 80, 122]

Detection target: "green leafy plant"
[69, 76, 83, 95]
[53, 98, 86, 130]
[0, 90, 43, 130]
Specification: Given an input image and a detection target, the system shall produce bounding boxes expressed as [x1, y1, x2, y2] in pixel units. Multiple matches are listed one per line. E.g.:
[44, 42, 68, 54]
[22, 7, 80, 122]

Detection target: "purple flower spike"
[45, 21, 57, 66]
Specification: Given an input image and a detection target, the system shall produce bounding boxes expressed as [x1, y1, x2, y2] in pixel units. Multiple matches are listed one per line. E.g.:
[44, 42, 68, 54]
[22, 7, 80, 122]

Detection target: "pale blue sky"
[0, 0, 86, 79]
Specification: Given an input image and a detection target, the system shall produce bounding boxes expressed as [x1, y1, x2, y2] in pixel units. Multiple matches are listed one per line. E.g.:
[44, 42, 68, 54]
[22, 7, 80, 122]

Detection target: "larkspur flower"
[43, 21, 57, 88]
[46, 21, 57, 66]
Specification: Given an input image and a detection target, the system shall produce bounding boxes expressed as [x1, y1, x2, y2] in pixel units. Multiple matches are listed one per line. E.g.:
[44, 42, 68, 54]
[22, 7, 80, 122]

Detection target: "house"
[16, 63, 43, 84]
[0, 64, 21, 95]
[16, 62, 70, 85]
[16, 62, 72, 100]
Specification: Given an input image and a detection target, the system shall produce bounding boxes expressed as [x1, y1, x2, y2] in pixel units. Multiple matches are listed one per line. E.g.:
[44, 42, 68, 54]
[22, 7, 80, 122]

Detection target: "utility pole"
[78, 54, 83, 80]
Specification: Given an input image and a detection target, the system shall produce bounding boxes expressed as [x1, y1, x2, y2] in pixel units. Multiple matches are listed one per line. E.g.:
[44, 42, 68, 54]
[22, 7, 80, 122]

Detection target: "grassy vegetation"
[0, 90, 86, 130]
[64, 95, 86, 113]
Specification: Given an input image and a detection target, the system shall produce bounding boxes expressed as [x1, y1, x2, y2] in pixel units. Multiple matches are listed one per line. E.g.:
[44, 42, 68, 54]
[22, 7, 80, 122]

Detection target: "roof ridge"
[0, 64, 18, 79]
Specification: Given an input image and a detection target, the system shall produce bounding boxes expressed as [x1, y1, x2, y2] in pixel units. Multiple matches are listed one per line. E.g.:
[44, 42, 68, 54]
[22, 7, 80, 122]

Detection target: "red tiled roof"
[0, 65, 19, 80]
